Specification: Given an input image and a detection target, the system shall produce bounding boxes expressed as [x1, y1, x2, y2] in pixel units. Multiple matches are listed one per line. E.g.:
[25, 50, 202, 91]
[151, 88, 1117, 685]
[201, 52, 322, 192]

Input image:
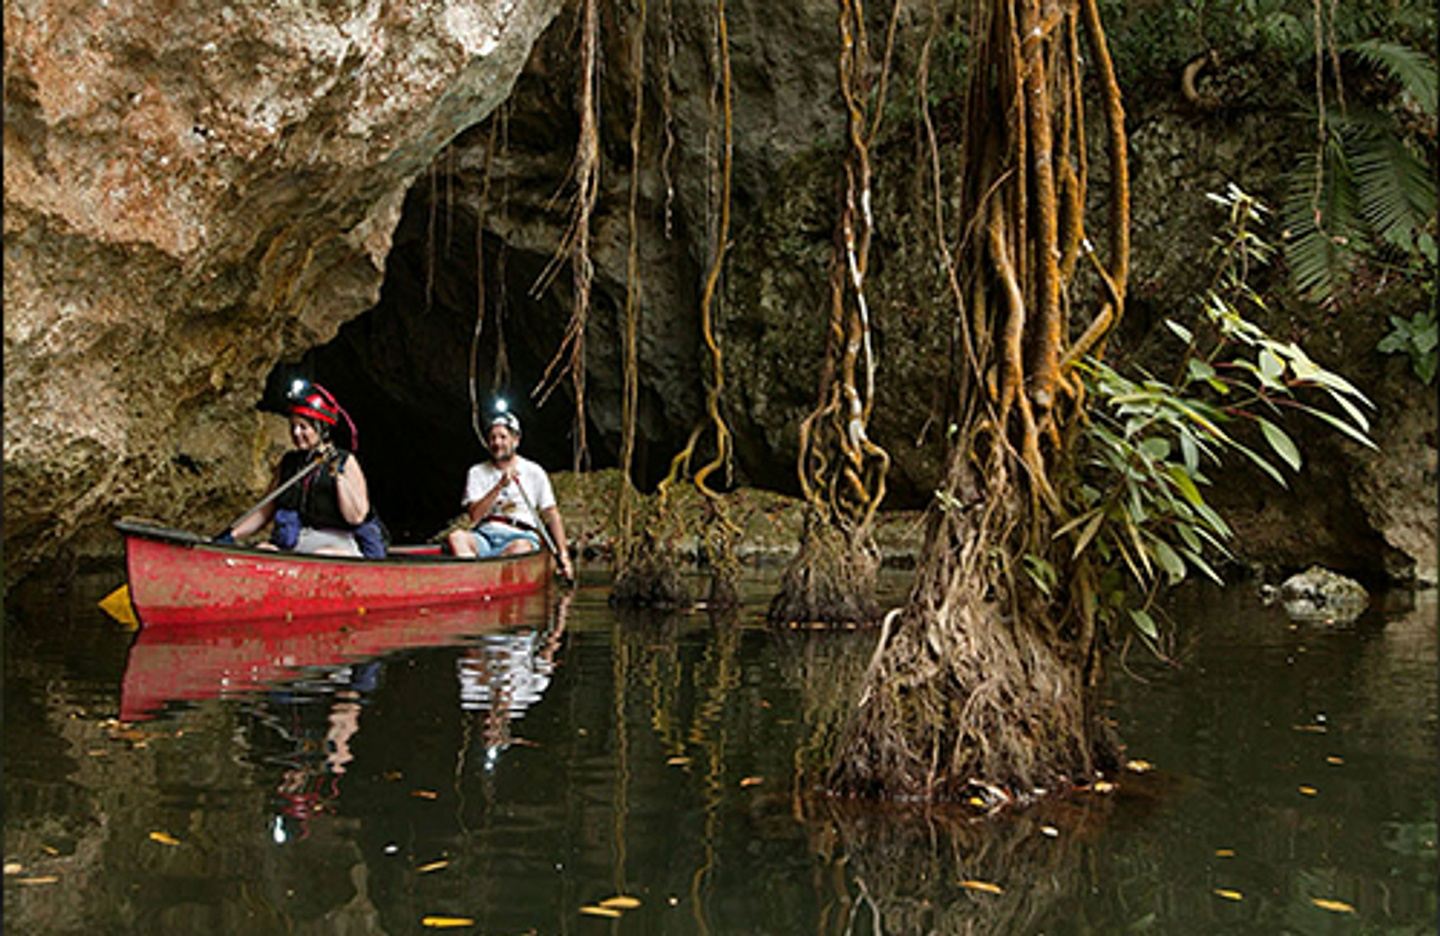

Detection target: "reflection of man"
[444, 409, 574, 581]
[457, 593, 571, 768]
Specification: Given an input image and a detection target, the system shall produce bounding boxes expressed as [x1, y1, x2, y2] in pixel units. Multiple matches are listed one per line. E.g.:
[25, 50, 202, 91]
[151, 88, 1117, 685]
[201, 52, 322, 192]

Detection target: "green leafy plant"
[1282, 40, 1437, 302]
[1066, 186, 1374, 648]
[1377, 309, 1438, 383]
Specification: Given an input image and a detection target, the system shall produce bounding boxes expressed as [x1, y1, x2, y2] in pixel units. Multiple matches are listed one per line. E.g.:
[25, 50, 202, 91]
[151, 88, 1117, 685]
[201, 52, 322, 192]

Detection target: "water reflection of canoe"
[120, 588, 550, 722]
[117, 519, 553, 627]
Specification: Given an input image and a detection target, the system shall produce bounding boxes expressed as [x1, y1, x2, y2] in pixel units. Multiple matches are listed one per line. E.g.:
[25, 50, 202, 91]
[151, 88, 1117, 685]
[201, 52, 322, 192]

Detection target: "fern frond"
[1282, 141, 1361, 301]
[1350, 130, 1438, 254]
[1345, 40, 1438, 117]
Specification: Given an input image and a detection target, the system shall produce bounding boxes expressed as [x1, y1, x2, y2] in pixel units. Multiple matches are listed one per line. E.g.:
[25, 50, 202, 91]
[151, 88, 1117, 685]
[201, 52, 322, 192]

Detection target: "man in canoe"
[445, 405, 574, 581]
[220, 380, 387, 557]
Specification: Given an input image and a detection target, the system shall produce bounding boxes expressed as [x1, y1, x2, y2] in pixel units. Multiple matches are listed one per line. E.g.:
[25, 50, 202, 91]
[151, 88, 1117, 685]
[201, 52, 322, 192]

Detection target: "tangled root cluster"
[768, 514, 881, 626]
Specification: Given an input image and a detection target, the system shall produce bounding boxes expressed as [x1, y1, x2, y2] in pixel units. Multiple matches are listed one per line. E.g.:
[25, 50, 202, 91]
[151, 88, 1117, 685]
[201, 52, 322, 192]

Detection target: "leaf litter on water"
[959, 880, 1003, 894]
[1311, 897, 1356, 914]
[148, 832, 180, 846]
[600, 895, 642, 909]
[421, 916, 475, 928]
[1213, 889, 1244, 901]
[580, 906, 622, 918]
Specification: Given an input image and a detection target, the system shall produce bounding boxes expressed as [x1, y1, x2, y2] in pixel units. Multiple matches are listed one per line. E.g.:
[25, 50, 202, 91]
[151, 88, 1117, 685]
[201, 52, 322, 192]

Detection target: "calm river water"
[4, 563, 1436, 934]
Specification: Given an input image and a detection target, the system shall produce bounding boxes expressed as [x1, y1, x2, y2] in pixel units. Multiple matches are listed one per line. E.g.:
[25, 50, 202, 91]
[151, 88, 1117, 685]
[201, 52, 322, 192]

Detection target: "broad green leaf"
[1139, 437, 1171, 461]
[1166, 464, 1205, 507]
[1130, 608, 1159, 640]
[1299, 403, 1380, 450]
[1258, 348, 1286, 386]
[1235, 441, 1288, 487]
[1151, 538, 1187, 584]
[1166, 319, 1194, 343]
[1178, 545, 1226, 585]
[1255, 417, 1302, 472]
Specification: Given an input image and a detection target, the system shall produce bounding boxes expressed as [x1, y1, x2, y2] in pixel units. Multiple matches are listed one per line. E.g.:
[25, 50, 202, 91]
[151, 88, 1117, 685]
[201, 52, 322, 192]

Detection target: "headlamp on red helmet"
[287, 377, 339, 426]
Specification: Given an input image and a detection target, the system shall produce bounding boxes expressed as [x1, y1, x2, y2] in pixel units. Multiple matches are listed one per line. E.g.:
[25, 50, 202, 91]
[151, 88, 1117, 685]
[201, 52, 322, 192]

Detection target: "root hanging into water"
[769, 0, 902, 626]
[828, 0, 1131, 804]
[768, 510, 880, 625]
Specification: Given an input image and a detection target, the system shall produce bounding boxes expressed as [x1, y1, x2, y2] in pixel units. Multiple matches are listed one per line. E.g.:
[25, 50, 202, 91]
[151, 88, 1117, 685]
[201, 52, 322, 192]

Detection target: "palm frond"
[1345, 40, 1438, 117]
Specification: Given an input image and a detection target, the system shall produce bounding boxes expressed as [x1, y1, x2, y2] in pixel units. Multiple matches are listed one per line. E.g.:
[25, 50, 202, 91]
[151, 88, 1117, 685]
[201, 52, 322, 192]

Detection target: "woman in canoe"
[218, 380, 386, 557]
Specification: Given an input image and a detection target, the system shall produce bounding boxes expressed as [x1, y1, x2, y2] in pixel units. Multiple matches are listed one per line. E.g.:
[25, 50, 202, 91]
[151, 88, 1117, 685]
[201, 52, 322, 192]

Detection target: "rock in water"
[1279, 565, 1369, 623]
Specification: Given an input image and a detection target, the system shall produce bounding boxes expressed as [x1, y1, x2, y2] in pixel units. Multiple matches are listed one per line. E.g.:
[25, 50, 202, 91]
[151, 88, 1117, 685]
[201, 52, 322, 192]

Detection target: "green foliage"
[1066, 186, 1374, 648]
[1281, 40, 1437, 305]
[1377, 309, 1438, 383]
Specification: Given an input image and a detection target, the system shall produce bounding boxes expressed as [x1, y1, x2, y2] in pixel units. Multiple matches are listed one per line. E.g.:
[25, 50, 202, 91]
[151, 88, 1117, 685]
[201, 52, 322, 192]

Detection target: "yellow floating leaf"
[149, 832, 180, 846]
[1040, 826, 1059, 838]
[1124, 759, 1155, 773]
[1311, 897, 1356, 914]
[412, 789, 439, 800]
[1214, 848, 1236, 858]
[599, 895, 641, 910]
[739, 776, 764, 788]
[384, 770, 404, 781]
[1292, 724, 1328, 734]
[1298, 785, 1318, 796]
[959, 880, 1003, 894]
[967, 796, 986, 808]
[40, 845, 60, 856]
[417, 860, 449, 873]
[580, 905, 622, 918]
[420, 916, 475, 928]
[17, 876, 59, 886]
[1093, 780, 1117, 794]
[1213, 889, 1244, 901]
[666, 756, 691, 766]
[4, 862, 22, 875]
[1325, 756, 1344, 765]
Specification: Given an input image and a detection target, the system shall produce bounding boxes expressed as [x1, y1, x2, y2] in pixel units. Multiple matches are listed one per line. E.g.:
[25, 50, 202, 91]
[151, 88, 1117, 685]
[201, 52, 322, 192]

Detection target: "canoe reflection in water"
[117, 588, 560, 844]
[457, 590, 571, 771]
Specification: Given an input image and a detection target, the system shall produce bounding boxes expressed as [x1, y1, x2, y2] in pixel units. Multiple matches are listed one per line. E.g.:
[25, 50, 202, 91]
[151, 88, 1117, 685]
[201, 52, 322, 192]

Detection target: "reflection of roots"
[807, 796, 1107, 935]
[828, 577, 1118, 801]
[768, 516, 880, 625]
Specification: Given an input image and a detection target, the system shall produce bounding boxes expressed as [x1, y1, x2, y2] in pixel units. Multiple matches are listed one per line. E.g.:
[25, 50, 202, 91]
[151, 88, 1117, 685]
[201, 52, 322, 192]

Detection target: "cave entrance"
[259, 174, 648, 543]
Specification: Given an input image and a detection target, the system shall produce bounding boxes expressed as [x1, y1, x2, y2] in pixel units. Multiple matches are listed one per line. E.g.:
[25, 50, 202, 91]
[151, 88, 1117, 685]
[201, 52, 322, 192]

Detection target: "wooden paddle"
[97, 451, 340, 627]
[510, 477, 574, 587]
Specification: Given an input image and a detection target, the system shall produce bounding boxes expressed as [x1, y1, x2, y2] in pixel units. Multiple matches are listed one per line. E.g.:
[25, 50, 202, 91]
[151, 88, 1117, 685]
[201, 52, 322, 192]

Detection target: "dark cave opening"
[260, 184, 676, 543]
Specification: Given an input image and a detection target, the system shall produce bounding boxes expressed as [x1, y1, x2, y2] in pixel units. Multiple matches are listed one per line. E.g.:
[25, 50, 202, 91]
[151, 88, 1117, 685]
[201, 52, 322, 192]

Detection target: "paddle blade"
[99, 585, 139, 629]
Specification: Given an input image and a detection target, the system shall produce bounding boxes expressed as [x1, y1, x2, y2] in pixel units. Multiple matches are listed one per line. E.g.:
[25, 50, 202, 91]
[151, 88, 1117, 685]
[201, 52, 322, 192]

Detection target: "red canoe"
[118, 519, 554, 627]
[120, 589, 551, 721]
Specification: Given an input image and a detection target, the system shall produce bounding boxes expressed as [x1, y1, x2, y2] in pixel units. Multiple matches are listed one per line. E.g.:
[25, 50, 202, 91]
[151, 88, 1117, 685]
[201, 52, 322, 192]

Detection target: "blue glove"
[212, 530, 235, 545]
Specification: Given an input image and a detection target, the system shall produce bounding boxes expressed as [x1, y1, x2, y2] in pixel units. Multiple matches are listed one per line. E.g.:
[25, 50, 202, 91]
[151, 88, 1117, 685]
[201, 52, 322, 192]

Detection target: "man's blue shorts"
[467, 524, 541, 558]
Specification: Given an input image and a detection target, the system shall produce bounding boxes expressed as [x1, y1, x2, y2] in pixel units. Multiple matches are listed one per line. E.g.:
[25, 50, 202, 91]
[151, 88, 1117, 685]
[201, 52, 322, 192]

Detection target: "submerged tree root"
[828, 585, 1119, 803]
[768, 511, 881, 625]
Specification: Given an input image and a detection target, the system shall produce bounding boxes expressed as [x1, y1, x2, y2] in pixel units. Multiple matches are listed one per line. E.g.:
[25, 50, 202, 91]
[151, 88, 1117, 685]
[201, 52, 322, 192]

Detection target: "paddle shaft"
[222, 450, 337, 536]
[507, 473, 571, 584]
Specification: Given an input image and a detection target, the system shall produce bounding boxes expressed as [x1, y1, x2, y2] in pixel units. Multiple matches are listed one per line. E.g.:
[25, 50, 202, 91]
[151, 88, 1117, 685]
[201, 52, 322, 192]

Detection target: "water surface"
[4, 564, 1435, 934]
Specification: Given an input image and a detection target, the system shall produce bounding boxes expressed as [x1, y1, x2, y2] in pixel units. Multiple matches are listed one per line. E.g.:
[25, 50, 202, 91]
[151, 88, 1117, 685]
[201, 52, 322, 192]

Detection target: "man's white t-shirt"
[462, 456, 556, 530]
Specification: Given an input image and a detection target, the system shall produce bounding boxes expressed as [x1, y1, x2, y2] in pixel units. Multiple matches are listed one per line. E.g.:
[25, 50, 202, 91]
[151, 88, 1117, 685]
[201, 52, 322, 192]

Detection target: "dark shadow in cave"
[262, 178, 681, 542]
[264, 187, 586, 542]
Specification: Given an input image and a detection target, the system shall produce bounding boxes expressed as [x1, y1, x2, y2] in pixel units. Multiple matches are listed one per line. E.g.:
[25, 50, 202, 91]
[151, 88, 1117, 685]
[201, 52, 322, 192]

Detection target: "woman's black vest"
[276, 449, 361, 529]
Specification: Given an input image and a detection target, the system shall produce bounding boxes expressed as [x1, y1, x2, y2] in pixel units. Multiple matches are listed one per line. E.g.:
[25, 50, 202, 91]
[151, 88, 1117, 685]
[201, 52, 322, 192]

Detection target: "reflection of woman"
[221, 381, 385, 557]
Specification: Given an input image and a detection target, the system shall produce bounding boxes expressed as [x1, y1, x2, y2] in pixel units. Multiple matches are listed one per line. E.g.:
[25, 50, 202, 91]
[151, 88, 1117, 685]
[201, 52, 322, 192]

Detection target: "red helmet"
[290, 391, 339, 425]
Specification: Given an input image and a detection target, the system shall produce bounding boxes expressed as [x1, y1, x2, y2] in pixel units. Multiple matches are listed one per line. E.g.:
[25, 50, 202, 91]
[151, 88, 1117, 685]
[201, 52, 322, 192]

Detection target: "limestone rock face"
[3, 0, 562, 584]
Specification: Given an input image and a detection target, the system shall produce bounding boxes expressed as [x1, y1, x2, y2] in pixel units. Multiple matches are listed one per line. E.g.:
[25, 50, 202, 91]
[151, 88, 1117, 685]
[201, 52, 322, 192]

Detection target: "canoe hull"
[119, 521, 553, 627]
